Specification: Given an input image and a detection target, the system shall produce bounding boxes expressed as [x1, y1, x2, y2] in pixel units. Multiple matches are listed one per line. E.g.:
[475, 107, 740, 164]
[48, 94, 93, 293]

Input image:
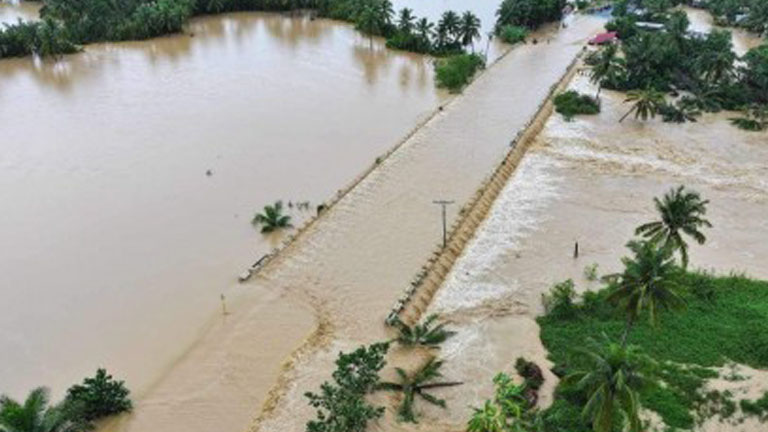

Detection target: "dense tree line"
[703, 0, 768, 35]
[494, 0, 567, 31]
[593, 4, 768, 129]
[0, 0, 485, 59]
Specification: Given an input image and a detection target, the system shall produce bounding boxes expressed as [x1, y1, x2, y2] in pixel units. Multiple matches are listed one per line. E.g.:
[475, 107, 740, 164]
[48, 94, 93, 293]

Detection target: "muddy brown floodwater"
[1, 8, 447, 401]
[424, 70, 768, 430]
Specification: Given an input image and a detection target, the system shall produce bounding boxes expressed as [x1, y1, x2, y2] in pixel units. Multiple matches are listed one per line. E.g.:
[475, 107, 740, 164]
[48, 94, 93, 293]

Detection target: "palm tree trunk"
[619, 107, 634, 123]
[621, 316, 635, 348]
[418, 381, 464, 389]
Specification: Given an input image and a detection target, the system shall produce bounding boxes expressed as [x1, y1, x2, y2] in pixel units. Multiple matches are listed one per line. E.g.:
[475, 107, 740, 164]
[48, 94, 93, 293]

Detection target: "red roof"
[589, 32, 618, 45]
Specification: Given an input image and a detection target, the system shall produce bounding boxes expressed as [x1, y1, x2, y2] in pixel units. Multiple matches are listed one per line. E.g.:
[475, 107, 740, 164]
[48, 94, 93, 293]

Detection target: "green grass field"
[536, 272, 768, 431]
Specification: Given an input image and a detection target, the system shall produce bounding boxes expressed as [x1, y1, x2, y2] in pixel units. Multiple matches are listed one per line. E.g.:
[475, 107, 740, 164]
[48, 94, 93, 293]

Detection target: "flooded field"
[0, 0, 38, 24]
[423, 71, 768, 428]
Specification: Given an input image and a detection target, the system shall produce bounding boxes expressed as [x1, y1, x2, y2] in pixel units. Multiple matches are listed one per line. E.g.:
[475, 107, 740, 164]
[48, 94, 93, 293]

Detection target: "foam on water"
[430, 154, 563, 315]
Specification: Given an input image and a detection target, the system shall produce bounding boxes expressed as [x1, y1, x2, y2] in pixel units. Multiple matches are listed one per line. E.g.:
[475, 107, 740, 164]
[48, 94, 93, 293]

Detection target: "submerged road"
[112, 14, 605, 432]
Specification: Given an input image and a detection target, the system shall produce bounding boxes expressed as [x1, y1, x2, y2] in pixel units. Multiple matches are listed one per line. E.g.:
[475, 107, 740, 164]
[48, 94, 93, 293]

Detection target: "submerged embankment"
[104, 14, 605, 432]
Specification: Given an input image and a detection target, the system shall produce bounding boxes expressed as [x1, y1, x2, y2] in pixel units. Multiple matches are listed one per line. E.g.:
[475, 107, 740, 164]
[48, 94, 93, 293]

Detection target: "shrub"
[583, 263, 599, 281]
[740, 392, 768, 420]
[553, 91, 600, 120]
[64, 369, 132, 422]
[434, 53, 485, 92]
[515, 357, 544, 390]
[497, 25, 527, 45]
[542, 279, 577, 318]
[305, 343, 389, 432]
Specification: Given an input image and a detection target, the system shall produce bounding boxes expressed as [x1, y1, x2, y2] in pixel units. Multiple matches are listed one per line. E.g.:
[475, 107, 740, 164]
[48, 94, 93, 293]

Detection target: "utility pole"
[433, 200, 454, 248]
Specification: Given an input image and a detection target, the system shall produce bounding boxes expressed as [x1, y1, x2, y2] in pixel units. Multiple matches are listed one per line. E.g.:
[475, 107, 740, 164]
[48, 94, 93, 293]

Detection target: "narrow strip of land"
[111, 15, 605, 432]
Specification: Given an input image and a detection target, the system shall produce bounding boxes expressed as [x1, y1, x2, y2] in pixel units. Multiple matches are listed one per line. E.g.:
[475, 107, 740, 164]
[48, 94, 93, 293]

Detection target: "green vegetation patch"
[537, 272, 768, 431]
[497, 24, 528, 45]
[554, 90, 601, 120]
[434, 53, 485, 92]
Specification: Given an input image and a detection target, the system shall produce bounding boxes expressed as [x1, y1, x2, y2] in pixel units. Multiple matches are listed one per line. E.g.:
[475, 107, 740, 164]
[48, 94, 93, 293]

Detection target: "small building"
[635, 21, 666, 31]
[589, 31, 619, 45]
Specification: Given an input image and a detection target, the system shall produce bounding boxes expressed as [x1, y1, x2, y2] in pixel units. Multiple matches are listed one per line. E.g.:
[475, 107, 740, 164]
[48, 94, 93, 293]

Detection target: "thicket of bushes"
[553, 90, 601, 120]
[434, 53, 485, 92]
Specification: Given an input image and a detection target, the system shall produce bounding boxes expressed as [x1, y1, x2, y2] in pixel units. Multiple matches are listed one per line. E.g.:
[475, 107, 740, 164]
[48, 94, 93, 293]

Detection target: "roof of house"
[589, 32, 618, 45]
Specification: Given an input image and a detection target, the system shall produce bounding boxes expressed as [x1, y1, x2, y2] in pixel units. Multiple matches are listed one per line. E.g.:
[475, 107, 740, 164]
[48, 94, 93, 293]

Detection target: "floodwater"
[423, 71, 768, 428]
[0, 7, 448, 401]
[683, 6, 764, 56]
[0, 0, 39, 24]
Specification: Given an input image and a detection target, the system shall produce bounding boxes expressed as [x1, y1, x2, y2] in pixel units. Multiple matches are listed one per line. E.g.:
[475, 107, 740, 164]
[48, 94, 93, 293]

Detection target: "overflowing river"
[1, 4, 457, 401]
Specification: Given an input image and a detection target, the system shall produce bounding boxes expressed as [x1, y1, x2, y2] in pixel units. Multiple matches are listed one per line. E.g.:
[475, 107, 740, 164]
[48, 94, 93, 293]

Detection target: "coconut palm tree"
[607, 240, 685, 346]
[564, 339, 648, 432]
[590, 44, 621, 99]
[458, 11, 481, 51]
[396, 8, 415, 33]
[377, 358, 462, 423]
[415, 17, 434, 51]
[252, 200, 292, 233]
[357, 5, 382, 48]
[438, 11, 460, 44]
[695, 30, 736, 84]
[635, 185, 712, 268]
[375, 0, 394, 27]
[619, 88, 666, 122]
[390, 314, 455, 348]
[0, 388, 82, 432]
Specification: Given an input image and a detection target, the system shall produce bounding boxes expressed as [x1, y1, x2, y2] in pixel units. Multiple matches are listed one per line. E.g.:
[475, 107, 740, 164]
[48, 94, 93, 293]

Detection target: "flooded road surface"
[1, 10, 446, 401]
[425, 71, 768, 426]
[244, 14, 605, 432]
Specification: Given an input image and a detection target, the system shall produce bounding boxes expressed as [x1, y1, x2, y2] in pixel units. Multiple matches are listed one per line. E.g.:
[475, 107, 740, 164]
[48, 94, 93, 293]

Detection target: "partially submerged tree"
[635, 185, 712, 268]
[64, 369, 132, 422]
[252, 200, 292, 233]
[390, 314, 455, 348]
[620, 89, 666, 122]
[377, 357, 462, 422]
[305, 343, 390, 432]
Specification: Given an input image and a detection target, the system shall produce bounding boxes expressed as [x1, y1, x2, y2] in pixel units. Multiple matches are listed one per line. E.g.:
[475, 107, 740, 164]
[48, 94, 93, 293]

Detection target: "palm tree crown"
[458, 11, 481, 50]
[377, 357, 462, 423]
[0, 388, 79, 432]
[635, 185, 712, 268]
[397, 8, 415, 33]
[565, 338, 649, 432]
[390, 313, 455, 348]
[252, 200, 292, 233]
[608, 240, 685, 345]
[620, 88, 666, 122]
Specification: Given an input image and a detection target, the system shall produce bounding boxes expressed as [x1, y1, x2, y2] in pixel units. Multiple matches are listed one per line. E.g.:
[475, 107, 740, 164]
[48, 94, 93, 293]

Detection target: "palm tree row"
[386, 8, 482, 55]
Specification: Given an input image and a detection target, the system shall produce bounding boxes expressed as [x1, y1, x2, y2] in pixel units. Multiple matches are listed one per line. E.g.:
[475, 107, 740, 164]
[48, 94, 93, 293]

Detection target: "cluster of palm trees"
[356, 0, 481, 55]
[377, 314, 461, 423]
[559, 185, 712, 432]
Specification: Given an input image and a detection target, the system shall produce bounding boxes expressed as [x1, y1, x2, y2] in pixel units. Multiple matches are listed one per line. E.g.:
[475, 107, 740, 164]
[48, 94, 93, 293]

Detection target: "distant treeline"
[0, 0, 566, 60]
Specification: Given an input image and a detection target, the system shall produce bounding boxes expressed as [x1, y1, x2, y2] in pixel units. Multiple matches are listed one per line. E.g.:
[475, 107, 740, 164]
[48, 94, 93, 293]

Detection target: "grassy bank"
[537, 272, 768, 431]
